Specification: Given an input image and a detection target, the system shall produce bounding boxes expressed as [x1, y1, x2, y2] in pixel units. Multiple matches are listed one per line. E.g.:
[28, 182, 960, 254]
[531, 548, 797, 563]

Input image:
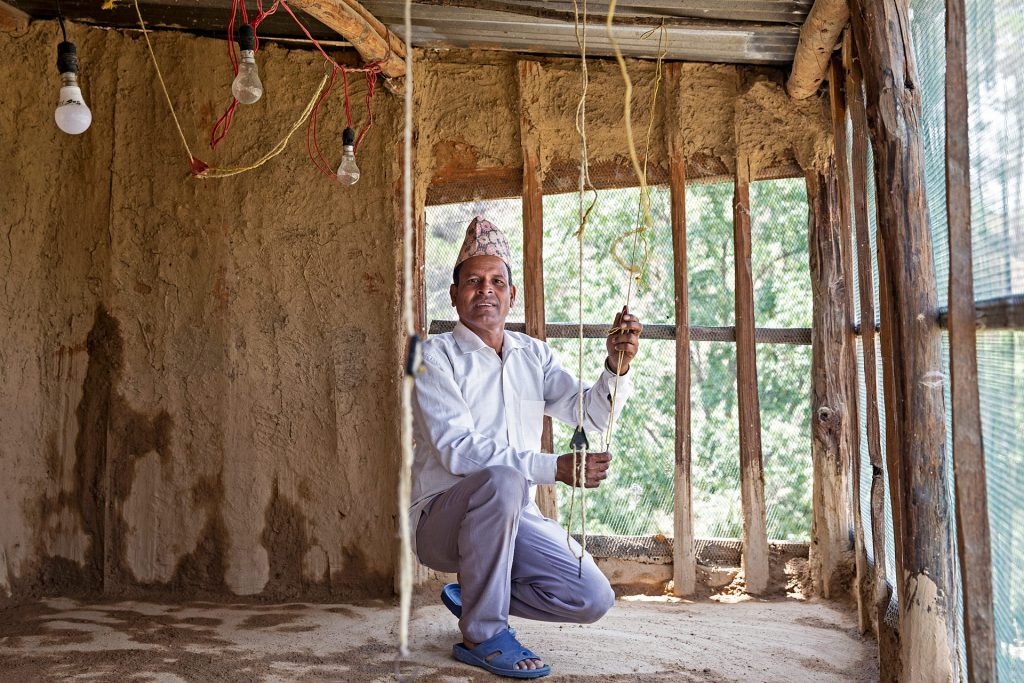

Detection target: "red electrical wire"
[307, 66, 339, 178]
[211, 0, 384, 167]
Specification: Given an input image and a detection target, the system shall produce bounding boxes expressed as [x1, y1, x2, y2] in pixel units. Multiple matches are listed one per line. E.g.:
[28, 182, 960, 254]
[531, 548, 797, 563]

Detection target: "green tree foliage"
[424, 178, 815, 542]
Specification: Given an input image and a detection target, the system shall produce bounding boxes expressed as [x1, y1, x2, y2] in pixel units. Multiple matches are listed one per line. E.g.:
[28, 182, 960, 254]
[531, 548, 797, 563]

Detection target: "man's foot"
[452, 628, 551, 679]
[463, 638, 544, 671]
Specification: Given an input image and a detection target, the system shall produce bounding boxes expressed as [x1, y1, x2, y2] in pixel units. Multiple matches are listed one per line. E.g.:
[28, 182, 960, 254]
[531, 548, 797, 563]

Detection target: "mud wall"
[1, 22, 830, 604]
[1, 21, 402, 602]
[412, 51, 832, 200]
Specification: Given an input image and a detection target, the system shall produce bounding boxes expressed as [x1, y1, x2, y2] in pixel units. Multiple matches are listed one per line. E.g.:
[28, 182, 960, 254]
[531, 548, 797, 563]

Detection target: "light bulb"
[336, 127, 360, 185]
[54, 41, 91, 135]
[232, 25, 263, 105]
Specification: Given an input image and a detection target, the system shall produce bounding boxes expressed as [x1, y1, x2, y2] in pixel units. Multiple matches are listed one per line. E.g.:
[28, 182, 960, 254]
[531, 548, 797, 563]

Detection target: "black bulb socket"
[342, 127, 356, 146]
[237, 24, 256, 51]
[56, 41, 80, 74]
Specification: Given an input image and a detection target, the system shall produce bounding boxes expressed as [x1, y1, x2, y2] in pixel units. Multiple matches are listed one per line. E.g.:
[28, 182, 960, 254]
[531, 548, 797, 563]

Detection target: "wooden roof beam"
[0, 0, 30, 33]
[287, 0, 406, 78]
[786, 0, 848, 99]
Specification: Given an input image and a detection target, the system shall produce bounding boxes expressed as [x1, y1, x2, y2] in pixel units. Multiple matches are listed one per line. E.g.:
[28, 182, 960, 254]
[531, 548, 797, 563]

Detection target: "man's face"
[450, 255, 516, 332]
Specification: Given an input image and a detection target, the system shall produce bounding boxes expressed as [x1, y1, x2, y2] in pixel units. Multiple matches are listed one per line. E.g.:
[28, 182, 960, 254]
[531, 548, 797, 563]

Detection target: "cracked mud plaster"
[413, 52, 832, 196]
[1, 21, 403, 603]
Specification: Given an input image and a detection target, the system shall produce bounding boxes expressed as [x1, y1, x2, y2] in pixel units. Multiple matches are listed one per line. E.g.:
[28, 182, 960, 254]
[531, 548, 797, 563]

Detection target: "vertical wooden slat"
[846, 38, 898, 672]
[829, 54, 869, 631]
[517, 60, 557, 519]
[807, 164, 856, 602]
[666, 63, 695, 597]
[946, 0, 997, 675]
[849, 0, 960, 678]
[733, 152, 769, 595]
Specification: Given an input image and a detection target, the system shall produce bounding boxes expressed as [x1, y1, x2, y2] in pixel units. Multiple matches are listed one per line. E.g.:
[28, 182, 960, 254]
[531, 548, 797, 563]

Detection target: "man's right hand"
[555, 451, 612, 488]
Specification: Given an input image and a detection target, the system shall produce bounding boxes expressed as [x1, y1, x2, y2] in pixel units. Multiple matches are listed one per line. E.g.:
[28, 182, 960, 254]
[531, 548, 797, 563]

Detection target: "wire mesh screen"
[751, 178, 813, 540]
[751, 179, 813, 328]
[542, 186, 675, 326]
[548, 337, 676, 536]
[543, 185, 675, 535]
[757, 344, 812, 540]
[690, 342, 743, 543]
[424, 198, 525, 327]
[687, 181, 736, 326]
[975, 331, 1024, 674]
[909, 0, 1024, 675]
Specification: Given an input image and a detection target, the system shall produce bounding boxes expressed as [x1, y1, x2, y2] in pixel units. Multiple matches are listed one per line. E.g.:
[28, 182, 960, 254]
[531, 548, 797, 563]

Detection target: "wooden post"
[666, 63, 696, 597]
[733, 152, 769, 595]
[829, 54, 869, 628]
[946, 0, 997, 676]
[517, 60, 557, 519]
[846, 38, 898, 668]
[806, 163, 856, 601]
[849, 0, 961, 678]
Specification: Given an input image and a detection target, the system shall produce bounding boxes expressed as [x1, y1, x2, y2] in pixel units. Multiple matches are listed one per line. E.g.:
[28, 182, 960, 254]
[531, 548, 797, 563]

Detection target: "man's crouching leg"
[416, 466, 530, 643]
[508, 508, 616, 624]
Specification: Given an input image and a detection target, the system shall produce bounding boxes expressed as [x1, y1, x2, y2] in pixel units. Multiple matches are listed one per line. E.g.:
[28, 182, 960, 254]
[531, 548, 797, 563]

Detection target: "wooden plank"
[846, 34, 893, 647]
[806, 165, 856, 601]
[946, 0, 997, 675]
[425, 158, 805, 207]
[786, 0, 850, 98]
[848, 0, 960, 678]
[829, 55, 869, 629]
[427, 320, 813, 344]
[666, 62, 696, 597]
[938, 293, 1024, 330]
[517, 60, 557, 520]
[733, 152, 769, 595]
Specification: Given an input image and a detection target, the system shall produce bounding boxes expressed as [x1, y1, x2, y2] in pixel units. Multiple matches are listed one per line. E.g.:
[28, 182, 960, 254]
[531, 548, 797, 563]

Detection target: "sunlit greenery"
[425, 178, 815, 541]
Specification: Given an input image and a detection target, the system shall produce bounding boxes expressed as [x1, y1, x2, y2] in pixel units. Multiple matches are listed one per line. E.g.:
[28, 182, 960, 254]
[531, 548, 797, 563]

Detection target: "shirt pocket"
[519, 399, 546, 452]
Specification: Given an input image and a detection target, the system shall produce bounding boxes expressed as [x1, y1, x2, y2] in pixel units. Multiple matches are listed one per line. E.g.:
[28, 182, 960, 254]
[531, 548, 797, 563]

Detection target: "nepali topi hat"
[454, 216, 513, 271]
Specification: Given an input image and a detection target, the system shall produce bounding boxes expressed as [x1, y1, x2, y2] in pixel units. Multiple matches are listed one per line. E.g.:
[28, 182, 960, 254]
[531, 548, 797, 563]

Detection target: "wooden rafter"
[786, 0, 849, 98]
[288, 0, 406, 78]
[0, 0, 29, 32]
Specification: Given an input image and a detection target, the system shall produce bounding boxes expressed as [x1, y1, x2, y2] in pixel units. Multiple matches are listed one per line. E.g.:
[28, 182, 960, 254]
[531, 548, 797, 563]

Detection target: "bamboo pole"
[733, 151, 770, 595]
[517, 60, 557, 519]
[945, 0, 997, 676]
[667, 63, 696, 597]
[849, 0, 960, 677]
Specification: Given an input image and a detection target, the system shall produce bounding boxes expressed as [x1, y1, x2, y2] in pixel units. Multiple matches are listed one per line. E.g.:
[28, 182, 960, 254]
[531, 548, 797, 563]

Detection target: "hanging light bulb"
[232, 25, 263, 105]
[336, 127, 360, 185]
[54, 41, 92, 135]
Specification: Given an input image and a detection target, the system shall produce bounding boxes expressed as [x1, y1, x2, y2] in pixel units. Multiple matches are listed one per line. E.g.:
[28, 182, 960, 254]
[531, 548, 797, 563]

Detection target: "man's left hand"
[606, 306, 643, 375]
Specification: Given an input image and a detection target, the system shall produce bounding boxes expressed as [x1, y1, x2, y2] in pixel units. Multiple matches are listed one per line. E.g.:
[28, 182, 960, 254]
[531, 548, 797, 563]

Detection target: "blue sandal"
[441, 583, 462, 618]
[452, 627, 551, 679]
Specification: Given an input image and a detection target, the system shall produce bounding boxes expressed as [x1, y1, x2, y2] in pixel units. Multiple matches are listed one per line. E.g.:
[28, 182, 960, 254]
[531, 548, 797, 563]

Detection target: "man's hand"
[555, 451, 612, 488]
[606, 306, 643, 375]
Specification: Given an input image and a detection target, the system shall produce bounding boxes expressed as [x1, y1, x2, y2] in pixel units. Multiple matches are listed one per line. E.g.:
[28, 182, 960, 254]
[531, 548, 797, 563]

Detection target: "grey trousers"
[416, 465, 615, 644]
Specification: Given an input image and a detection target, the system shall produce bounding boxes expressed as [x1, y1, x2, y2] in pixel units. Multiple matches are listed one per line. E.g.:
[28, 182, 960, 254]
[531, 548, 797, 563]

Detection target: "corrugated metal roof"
[10, 0, 806, 65]
[364, 0, 804, 64]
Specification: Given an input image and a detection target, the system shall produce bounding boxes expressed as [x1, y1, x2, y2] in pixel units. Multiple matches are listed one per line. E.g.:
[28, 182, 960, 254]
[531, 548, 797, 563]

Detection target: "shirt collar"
[453, 321, 526, 354]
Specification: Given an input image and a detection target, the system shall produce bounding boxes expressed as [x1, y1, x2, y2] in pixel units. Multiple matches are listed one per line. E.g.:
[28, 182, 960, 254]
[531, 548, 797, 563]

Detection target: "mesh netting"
[422, 175, 815, 550]
[424, 197, 525, 326]
[908, 0, 1024, 676]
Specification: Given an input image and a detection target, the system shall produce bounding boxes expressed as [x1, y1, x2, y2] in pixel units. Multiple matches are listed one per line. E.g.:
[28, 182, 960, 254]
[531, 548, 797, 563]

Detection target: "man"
[411, 216, 642, 679]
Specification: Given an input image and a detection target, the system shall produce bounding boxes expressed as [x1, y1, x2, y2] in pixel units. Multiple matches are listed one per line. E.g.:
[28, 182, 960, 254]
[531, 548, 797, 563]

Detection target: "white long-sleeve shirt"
[410, 321, 633, 548]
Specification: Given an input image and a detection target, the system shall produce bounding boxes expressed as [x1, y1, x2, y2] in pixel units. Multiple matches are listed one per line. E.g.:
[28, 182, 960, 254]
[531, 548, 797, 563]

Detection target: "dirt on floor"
[0, 595, 878, 682]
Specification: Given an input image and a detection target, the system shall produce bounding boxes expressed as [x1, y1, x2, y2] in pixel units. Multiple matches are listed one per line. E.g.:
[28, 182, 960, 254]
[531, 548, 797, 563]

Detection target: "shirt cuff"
[529, 452, 560, 485]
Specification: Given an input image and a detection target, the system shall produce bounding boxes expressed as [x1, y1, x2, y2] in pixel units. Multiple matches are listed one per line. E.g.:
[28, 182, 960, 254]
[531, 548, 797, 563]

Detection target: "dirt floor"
[0, 595, 878, 682]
